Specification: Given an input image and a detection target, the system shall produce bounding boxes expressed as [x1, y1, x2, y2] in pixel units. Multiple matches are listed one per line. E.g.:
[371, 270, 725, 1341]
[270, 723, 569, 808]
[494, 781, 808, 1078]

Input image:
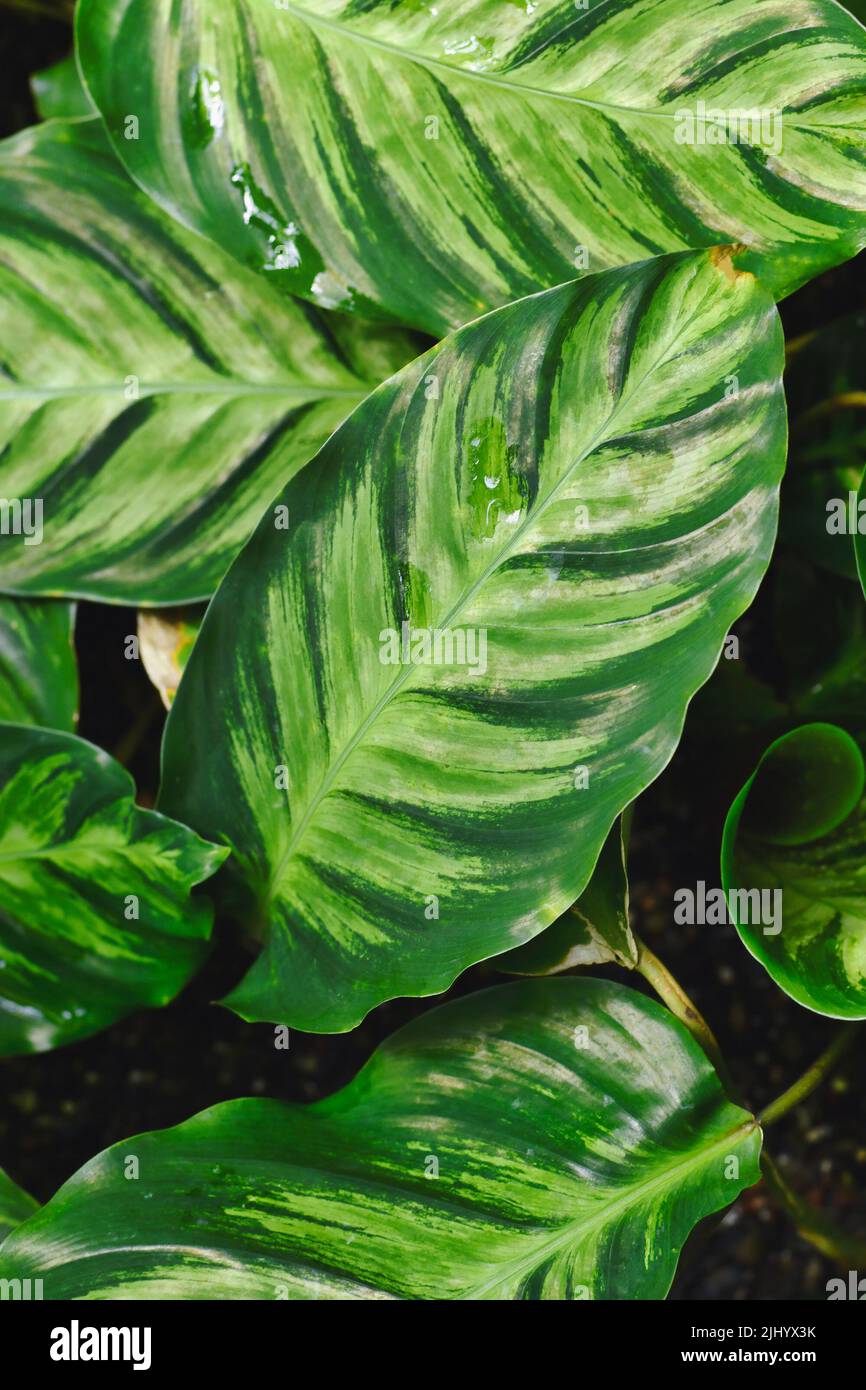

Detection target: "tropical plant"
[1, 0, 866, 1302]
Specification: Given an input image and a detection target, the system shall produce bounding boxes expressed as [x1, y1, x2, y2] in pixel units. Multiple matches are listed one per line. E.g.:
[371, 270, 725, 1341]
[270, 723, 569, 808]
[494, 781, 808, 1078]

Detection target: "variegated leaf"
[0, 978, 761, 1299]
[0, 596, 77, 731]
[0, 723, 228, 1055]
[159, 249, 786, 1032]
[722, 721, 866, 1017]
[77, 0, 866, 335]
[0, 118, 417, 604]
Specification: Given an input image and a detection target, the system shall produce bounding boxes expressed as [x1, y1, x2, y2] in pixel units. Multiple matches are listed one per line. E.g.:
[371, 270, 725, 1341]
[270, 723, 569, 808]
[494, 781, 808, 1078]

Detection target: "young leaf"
[0, 118, 417, 604]
[30, 52, 94, 120]
[722, 722, 866, 1018]
[159, 249, 787, 1032]
[0, 723, 228, 1055]
[498, 813, 636, 974]
[0, 977, 761, 1299]
[0, 596, 78, 731]
[0, 1167, 39, 1245]
[77, 0, 866, 334]
[138, 606, 204, 710]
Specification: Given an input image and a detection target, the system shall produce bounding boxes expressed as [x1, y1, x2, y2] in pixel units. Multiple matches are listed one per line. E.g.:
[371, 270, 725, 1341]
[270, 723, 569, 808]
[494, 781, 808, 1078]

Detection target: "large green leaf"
[0, 1168, 38, 1245]
[0, 977, 761, 1299]
[76, 0, 866, 336]
[498, 813, 636, 975]
[856, 462, 866, 597]
[722, 721, 866, 1018]
[0, 723, 228, 1055]
[0, 118, 417, 604]
[783, 313, 866, 580]
[0, 596, 77, 731]
[159, 248, 787, 1032]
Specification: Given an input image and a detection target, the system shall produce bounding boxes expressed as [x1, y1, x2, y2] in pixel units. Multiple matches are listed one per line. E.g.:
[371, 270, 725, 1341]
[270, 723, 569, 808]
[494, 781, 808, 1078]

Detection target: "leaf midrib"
[461, 1113, 759, 1298]
[282, 1, 847, 131]
[0, 381, 366, 402]
[21, 1112, 758, 1298]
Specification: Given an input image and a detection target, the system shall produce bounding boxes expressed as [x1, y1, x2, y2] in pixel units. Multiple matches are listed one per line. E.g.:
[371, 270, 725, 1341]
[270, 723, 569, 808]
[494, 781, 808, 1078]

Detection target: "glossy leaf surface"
[160, 249, 786, 1031]
[0, 978, 761, 1299]
[722, 721, 866, 1017]
[77, 0, 866, 334]
[0, 723, 227, 1054]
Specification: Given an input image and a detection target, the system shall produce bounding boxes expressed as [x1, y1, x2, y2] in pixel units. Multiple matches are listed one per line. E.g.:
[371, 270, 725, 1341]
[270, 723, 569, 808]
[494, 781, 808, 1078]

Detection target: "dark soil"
[1, 3, 864, 1303]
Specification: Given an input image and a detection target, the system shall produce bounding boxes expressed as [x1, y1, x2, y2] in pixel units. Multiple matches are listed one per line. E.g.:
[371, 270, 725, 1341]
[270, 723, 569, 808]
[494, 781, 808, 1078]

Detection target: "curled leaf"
[722, 722, 866, 1018]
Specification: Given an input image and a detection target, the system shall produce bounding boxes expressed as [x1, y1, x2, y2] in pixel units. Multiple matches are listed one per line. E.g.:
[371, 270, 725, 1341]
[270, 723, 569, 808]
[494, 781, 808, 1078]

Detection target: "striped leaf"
[783, 313, 866, 581]
[722, 721, 866, 1017]
[0, 596, 78, 731]
[77, 0, 866, 336]
[0, 977, 761, 1300]
[159, 249, 787, 1032]
[0, 118, 417, 605]
[0, 723, 228, 1055]
[0, 1168, 38, 1245]
[498, 813, 636, 974]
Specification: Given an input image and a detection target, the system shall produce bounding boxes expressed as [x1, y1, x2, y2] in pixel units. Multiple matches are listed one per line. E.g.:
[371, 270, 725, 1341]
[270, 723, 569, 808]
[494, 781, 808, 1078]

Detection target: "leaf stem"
[759, 1025, 861, 1128]
[634, 940, 865, 1269]
[634, 935, 735, 1092]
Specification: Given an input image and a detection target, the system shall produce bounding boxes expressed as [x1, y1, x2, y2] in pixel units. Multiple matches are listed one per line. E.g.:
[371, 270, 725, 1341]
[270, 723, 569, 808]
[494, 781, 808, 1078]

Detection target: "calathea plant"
[0, 0, 866, 1302]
